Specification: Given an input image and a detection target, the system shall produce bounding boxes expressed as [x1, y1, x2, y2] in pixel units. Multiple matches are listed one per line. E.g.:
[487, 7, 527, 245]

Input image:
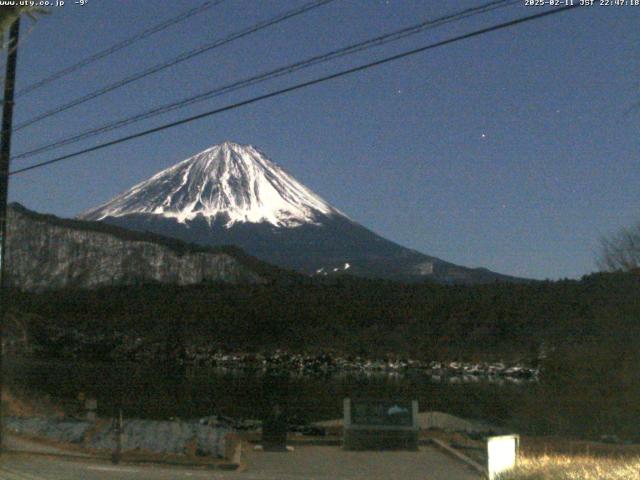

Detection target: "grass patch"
[499, 454, 640, 480]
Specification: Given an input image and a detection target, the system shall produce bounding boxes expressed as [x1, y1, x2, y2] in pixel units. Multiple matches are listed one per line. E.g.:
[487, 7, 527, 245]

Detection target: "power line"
[12, 0, 520, 162]
[14, 1, 224, 98]
[9, 5, 580, 177]
[11, 0, 337, 132]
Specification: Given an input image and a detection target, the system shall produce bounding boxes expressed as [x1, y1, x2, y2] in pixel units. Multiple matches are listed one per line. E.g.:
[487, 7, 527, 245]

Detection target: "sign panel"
[487, 434, 519, 480]
[343, 399, 418, 450]
[350, 400, 414, 427]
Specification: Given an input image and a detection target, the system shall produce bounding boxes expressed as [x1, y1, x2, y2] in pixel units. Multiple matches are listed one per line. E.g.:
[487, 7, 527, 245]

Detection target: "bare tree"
[0, 6, 46, 47]
[0, 7, 23, 38]
[598, 222, 640, 272]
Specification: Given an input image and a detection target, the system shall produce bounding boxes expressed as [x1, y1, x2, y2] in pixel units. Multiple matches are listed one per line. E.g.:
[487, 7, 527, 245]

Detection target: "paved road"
[0, 446, 480, 480]
[4, 434, 93, 457]
[1, 455, 222, 480]
[242, 446, 480, 480]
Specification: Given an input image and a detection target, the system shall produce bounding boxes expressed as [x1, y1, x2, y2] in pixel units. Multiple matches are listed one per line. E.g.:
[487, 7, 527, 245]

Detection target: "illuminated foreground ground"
[0, 445, 480, 480]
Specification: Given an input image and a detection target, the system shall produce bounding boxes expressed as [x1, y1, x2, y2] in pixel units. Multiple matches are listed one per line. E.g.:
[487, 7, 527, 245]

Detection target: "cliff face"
[5, 204, 267, 291]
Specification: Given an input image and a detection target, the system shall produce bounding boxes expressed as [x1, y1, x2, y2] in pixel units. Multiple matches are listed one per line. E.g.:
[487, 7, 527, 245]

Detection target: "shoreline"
[4, 351, 539, 383]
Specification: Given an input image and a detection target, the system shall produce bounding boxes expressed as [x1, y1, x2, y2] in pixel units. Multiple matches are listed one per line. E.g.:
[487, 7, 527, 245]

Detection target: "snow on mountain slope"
[79, 141, 526, 284]
[80, 141, 343, 228]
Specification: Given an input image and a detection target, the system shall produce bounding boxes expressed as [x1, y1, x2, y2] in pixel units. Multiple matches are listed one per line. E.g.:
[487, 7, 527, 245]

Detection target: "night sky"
[6, 0, 640, 280]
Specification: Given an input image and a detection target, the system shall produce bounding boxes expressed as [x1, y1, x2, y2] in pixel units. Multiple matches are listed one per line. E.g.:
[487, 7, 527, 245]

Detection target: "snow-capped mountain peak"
[80, 141, 343, 228]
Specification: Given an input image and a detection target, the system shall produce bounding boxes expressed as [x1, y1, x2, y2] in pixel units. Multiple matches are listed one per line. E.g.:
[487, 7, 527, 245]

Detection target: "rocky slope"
[5, 203, 280, 291]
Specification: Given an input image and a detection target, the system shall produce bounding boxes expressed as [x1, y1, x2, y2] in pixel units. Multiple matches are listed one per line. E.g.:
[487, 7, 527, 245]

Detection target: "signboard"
[487, 434, 519, 480]
[343, 398, 419, 450]
[351, 400, 414, 427]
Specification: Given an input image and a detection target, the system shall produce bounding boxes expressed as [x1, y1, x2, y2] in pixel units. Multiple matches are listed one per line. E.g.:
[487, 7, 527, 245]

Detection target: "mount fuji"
[80, 141, 519, 283]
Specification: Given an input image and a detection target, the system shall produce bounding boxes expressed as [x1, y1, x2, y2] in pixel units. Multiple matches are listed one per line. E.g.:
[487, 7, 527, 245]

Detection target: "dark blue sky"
[7, 0, 640, 280]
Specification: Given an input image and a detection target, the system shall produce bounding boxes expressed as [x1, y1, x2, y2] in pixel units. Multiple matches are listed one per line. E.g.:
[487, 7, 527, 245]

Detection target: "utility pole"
[0, 16, 21, 453]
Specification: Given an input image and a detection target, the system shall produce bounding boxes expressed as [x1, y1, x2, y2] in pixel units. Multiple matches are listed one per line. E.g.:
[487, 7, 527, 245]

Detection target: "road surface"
[0, 445, 480, 480]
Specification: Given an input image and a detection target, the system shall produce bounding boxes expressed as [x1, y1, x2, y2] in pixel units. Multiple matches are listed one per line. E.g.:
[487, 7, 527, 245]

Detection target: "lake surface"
[5, 357, 528, 426]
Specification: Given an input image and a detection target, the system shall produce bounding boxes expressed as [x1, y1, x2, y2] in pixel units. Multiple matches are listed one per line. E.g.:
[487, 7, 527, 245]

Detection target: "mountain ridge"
[6, 202, 298, 290]
[80, 141, 526, 284]
[81, 141, 343, 228]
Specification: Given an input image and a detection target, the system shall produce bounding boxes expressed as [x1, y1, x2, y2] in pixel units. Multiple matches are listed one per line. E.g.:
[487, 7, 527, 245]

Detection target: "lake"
[4, 357, 529, 427]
